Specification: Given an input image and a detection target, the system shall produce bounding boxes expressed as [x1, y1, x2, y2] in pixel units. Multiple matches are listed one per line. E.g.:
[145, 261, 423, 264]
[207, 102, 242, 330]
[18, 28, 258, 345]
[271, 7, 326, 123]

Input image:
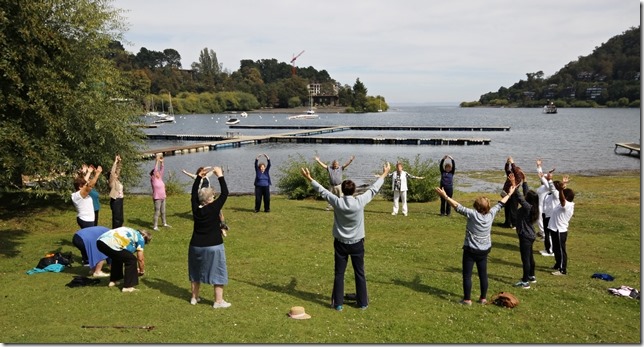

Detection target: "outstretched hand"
[380, 162, 391, 177]
[300, 167, 313, 181]
[213, 166, 223, 177]
[434, 187, 446, 198]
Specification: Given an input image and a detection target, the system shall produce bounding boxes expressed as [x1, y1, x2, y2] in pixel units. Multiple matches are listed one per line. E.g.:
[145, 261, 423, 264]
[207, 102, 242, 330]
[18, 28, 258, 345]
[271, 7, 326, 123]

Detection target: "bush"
[164, 171, 188, 196]
[277, 154, 328, 199]
[378, 155, 440, 202]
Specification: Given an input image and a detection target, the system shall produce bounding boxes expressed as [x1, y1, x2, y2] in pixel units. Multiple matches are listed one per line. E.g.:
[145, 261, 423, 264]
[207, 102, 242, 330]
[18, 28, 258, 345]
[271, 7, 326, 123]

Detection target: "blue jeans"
[331, 239, 367, 307]
[462, 247, 489, 301]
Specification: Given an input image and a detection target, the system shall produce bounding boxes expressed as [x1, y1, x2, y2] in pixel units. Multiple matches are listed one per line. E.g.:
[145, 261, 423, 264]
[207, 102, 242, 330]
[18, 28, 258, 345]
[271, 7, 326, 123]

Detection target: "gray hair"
[198, 187, 216, 205]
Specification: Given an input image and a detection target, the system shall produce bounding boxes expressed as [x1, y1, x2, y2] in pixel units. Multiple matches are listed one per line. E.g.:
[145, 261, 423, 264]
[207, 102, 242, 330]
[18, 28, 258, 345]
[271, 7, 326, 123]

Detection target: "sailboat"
[290, 91, 318, 119]
[378, 99, 383, 112]
[153, 93, 176, 123]
[145, 96, 159, 116]
[306, 90, 316, 115]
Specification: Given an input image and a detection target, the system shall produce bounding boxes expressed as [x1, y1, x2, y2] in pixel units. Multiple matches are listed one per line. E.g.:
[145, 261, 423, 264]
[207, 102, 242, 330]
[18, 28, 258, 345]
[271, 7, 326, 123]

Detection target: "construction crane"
[290, 50, 305, 76]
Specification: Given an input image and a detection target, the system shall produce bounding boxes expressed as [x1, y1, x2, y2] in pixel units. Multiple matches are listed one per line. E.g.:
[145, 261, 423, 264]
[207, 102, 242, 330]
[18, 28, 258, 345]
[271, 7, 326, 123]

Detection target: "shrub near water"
[277, 153, 330, 199]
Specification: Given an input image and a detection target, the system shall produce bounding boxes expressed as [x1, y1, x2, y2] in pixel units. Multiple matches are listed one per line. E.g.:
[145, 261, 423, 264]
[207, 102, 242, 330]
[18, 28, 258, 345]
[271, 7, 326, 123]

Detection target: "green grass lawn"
[0, 172, 640, 343]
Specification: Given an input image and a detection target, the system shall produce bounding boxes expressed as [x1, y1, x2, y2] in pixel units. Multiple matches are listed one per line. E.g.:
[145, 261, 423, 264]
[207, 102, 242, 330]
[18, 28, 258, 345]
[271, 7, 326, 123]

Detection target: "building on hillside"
[308, 83, 340, 107]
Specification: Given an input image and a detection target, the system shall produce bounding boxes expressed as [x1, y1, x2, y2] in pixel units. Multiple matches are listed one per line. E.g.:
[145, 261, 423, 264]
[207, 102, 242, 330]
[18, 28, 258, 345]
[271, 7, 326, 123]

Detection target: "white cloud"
[112, 0, 640, 103]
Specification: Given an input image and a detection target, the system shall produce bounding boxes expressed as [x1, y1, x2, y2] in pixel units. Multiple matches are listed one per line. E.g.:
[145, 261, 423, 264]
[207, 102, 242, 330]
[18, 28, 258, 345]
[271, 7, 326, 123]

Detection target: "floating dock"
[141, 125, 502, 158]
[614, 142, 640, 157]
[230, 125, 511, 131]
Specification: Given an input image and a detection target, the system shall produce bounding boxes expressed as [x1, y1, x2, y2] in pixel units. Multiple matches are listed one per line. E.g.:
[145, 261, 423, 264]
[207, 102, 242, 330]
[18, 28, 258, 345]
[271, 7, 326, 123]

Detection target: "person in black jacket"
[509, 173, 540, 289]
[187, 166, 231, 308]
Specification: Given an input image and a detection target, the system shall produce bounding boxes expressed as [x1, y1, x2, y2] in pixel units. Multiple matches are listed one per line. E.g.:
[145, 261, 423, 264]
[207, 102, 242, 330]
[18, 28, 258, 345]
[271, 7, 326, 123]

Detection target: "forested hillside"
[108, 43, 386, 114]
[461, 26, 640, 108]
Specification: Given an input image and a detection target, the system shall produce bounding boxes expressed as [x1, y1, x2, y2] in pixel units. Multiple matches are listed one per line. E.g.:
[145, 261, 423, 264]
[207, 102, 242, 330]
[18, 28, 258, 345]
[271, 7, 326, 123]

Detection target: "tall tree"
[191, 48, 221, 92]
[0, 0, 144, 190]
[352, 78, 368, 111]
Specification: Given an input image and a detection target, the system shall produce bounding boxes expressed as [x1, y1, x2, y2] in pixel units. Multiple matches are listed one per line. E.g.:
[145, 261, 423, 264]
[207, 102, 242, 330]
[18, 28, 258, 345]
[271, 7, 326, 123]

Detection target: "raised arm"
[342, 155, 355, 169]
[182, 169, 197, 179]
[109, 155, 122, 186]
[434, 187, 459, 209]
[314, 156, 328, 169]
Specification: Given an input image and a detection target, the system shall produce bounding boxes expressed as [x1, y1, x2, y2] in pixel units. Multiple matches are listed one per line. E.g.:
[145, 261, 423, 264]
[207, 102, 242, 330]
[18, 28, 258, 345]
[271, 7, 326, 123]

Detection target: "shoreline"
[248, 106, 347, 114]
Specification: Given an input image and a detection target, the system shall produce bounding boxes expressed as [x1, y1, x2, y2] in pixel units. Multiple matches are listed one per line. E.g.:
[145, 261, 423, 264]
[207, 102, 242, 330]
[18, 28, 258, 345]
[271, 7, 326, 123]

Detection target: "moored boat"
[226, 118, 240, 125]
[543, 102, 557, 114]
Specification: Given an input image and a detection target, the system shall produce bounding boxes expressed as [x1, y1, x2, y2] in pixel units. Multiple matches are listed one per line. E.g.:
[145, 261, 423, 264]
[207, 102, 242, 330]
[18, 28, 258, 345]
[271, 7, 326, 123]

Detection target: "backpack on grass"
[37, 252, 74, 269]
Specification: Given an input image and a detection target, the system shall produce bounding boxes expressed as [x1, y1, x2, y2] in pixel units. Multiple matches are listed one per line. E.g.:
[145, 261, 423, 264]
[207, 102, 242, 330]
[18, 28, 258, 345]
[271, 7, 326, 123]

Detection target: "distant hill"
[462, 26, 640, 108]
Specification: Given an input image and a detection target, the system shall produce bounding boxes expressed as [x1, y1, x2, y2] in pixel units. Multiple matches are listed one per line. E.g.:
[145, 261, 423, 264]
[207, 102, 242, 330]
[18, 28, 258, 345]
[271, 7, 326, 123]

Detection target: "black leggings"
[518, 237, 535, 281]
[462, 248, 489, 301]
[72, 234, 88, 263]
[440, 185, 453, 215]
[254, 186, 270, 212]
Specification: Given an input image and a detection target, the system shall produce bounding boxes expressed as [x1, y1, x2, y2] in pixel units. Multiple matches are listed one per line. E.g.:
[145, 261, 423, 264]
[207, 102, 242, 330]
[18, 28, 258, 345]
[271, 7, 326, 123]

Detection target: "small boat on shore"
[240, 112, 248, 118]
[226, 118, 240, 125]
[543, 102, 557, 114]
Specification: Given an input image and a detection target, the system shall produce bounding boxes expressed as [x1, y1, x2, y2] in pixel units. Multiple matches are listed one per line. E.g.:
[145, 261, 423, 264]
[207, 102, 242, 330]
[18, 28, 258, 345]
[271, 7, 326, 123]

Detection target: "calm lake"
[133, 105, 640, 194]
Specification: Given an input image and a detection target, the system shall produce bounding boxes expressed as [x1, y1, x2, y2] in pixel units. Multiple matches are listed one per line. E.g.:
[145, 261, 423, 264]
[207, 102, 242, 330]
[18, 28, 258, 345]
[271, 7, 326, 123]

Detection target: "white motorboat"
[543, 102, 557, 114]
[240, 112, 248, 118]
[226, 118, 240, 125]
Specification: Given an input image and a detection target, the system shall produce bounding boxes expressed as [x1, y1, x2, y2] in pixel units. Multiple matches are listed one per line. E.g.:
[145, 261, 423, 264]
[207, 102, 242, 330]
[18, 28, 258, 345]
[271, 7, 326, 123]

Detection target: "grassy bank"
[0, 173, 640, 343]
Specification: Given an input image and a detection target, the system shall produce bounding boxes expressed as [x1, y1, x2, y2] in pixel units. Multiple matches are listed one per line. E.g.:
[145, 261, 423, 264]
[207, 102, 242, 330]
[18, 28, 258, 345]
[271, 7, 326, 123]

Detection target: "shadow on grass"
[234, 277, 329, 308]
[142, 277, 192, 303]
[493, 229, 519, 238]
[391, 274, 459, 301]
[170, 210, 192, 221]
[492, 241, 520, 252]
[126, 218, 154, 231]
[0, 229, 28, 258]
[229, 207, 257, 213]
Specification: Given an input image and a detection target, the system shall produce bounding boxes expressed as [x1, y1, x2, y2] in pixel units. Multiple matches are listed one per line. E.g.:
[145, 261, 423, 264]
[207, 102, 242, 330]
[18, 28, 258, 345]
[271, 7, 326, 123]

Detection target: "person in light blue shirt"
[435, 179, 516, 306]
[301, 162, 391, 311]
[97, 227, 151, 292]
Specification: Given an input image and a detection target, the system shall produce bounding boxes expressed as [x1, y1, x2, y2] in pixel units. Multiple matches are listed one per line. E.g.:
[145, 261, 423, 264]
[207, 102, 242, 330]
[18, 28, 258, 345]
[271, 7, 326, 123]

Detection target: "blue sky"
[111, 0, 640, 104]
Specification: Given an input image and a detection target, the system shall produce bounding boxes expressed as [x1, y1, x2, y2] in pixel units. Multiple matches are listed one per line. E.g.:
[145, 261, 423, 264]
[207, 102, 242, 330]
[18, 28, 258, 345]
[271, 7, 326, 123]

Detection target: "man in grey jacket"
[300, 162, 391, 311]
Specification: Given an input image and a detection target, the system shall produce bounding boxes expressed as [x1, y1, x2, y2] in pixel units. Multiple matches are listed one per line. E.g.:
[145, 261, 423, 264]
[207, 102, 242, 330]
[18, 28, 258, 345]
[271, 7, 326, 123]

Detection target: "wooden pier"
[614, 142, 640, 157]
[141, 125, 499, 158]
[230, 125, 511, 131]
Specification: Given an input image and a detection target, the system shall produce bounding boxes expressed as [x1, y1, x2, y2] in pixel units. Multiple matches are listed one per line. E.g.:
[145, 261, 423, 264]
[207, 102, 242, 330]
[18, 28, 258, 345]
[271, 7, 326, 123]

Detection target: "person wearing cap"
[96, 226, 151, 292]
[300, 161, 391, 311]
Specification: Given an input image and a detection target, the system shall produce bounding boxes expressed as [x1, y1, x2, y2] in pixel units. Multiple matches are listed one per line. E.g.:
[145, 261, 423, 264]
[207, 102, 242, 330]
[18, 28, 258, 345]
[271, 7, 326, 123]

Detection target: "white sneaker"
[190, 297, 201, 305]
[163, 224, 171, 228]
[541, 251, 554, 257]
[108, 281, 120, 287]
[391, 212, 397, 216]
[122, 287, 138, 293]
[403, 213, 408, 216]
[213, 300, 231, 308]
[153, 227, 159, 231]
[91, 271, 110, 278]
